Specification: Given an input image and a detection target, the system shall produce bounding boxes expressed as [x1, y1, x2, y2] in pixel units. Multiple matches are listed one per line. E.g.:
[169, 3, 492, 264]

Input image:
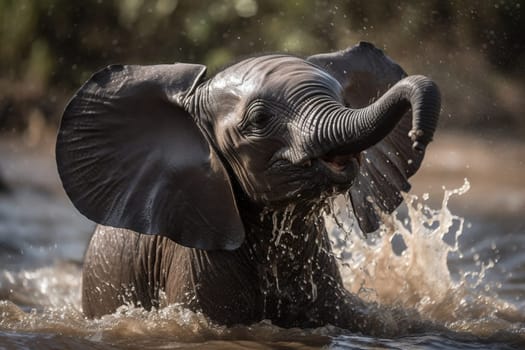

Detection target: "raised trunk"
[317, 75, 440, 155]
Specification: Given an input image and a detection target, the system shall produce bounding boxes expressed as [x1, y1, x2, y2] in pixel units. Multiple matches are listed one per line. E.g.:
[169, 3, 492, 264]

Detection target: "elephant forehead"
[214, 55, 343, 100]
[252, 56, 342, 96]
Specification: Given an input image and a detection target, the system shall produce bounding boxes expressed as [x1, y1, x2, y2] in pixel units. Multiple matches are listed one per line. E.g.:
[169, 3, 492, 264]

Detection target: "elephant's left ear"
[308, 42, 428, 233]
[56, 64, 245, 250]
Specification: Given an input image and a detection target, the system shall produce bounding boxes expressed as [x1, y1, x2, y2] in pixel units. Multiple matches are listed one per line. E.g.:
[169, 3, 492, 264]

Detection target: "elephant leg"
[82, 225, 163, 318]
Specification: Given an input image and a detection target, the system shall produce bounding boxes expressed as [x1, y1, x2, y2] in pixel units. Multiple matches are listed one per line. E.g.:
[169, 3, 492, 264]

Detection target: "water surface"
[0, 134, 523, 349]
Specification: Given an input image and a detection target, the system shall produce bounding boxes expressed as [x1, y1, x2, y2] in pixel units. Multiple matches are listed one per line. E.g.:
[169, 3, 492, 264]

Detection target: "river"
[0, 132, 523, 349]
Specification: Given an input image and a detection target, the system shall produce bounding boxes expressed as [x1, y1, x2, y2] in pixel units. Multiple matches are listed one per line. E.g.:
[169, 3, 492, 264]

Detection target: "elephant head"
[56, 42, 440, 251]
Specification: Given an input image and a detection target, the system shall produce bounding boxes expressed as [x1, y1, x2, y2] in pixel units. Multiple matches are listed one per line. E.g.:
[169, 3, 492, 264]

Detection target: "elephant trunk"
[316, 75, 441, 156]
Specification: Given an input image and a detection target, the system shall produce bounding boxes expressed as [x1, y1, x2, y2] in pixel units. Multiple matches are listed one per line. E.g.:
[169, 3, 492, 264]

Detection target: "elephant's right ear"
[56, 64, 245, 250]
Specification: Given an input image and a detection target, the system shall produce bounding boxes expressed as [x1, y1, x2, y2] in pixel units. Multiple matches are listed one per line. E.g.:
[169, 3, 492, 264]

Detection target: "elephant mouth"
[299, 152, 361, 184]
[319, 153, 361, 173]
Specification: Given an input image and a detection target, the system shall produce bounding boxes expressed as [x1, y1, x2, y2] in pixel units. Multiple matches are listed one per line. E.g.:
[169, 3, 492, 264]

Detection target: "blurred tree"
[0, 0, 523, 135]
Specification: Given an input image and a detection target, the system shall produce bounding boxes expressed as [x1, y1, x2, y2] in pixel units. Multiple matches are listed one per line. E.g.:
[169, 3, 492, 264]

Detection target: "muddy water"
[0, 133, 524, 349]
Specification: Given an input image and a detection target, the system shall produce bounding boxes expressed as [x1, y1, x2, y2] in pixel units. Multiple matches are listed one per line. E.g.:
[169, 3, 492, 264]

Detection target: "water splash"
[0, 294, 332, 348]
[0, 263, 81, 311]
[326, 179, 524, 337]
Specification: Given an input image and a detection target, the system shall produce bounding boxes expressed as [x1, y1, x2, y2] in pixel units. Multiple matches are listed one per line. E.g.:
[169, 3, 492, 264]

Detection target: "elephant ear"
[56, 64, 245, 250]
[309, 41, 425, 233]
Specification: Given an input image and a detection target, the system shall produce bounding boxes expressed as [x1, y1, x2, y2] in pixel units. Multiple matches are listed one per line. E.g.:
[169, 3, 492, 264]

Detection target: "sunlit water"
[0, 143, 524, 348]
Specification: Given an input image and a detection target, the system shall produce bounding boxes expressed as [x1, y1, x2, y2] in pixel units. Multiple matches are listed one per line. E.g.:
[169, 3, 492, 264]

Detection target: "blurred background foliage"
[0, 0, 523, 141]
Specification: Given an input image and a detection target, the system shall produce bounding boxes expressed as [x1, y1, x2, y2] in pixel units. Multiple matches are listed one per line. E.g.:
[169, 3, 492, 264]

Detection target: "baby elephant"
[56, 42, 440, 331]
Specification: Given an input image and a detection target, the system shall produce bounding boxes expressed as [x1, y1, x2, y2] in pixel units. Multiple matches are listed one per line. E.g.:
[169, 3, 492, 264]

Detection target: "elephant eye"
[240, 101, 274, 135]
[250, 112, 272, 128]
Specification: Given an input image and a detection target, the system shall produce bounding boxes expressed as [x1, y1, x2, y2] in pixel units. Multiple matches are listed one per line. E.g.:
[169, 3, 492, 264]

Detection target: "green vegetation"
[0, 0, 523, 136]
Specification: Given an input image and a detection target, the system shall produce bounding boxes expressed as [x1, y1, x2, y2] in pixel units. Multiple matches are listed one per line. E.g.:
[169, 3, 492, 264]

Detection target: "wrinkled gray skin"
[56, 42, 440, 333]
